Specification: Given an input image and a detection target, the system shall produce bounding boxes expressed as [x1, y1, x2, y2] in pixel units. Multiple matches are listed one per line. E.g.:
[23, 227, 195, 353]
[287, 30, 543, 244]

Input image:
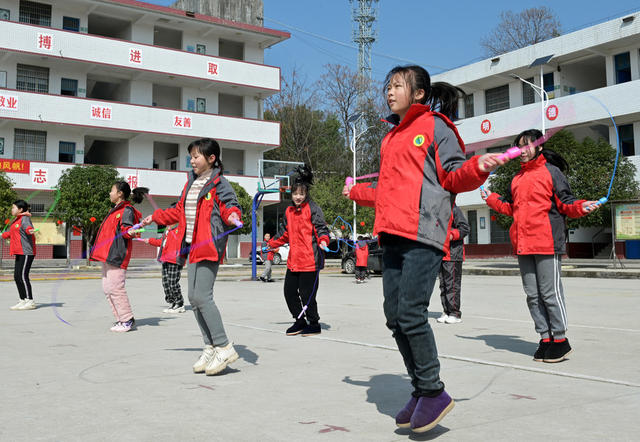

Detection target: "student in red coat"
[344, 65, 506, 433]
[354, 236, 369, 283]
[90, 182, 148, 332]
[268, 165, 330, 337]
[2, 200, 37, 310]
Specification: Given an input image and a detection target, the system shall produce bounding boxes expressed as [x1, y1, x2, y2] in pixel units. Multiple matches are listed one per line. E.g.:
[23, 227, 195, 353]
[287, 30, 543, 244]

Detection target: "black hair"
[13, 200, 30, 213]
[291, 164, 314, 198]
[383, 65, 463, 120]
[188, 138, 224, 174]
[113, 181, 149, 204]
[514, 129, 569, 172]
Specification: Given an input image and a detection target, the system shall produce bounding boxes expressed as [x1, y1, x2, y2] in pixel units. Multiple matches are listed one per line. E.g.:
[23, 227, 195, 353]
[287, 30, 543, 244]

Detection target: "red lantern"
[360, 221, 365, 227]
[340, 225, 345, 230]
[90, 216, 96, 223]
[4, 219, 9, 224]
[56, 219, 63, 225]
[490, 215, 496, 221]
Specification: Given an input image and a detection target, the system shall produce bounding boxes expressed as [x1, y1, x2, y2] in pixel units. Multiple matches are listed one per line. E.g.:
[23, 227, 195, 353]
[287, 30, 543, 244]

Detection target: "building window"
[463, 94, 474, 118]
[485, 85, 509, 114]
[0, 8, 10, 20]
[619, 124, 635, 157]
[0, 137, 4, 155]
[61, 78, 78, 96]
[196, 97, 206, 113]
[615, 52, 632, 84]
[59, 141, 75, 163]
[467, 210, 477, 244]
[170, 160, 177, 170]
[490, 211, 510, 243]
[196, 44, 206, 54]
[219, 39, 244, 60]
[29, 203, 45, 214]
[522, 77, 536, 105]
[0, 70, 6, 88]
[17, 64, 49, 93]
[62, 16, 80, 32]
[543, 72, 555, 94]
[19, 0, 51, 26]
[14, 128, 47, 161]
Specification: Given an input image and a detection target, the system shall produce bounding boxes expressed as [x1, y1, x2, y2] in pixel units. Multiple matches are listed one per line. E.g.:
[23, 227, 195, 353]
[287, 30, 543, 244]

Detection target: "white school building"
[0, 0, 287, 260]
[433, 11, 640, 258]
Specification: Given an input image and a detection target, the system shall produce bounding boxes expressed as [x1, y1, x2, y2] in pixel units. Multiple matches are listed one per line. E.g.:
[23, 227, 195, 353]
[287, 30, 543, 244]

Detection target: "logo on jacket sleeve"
[205, 192, 212, 201]
[14, 223, 20, 229]
[413, 134, 425, 147]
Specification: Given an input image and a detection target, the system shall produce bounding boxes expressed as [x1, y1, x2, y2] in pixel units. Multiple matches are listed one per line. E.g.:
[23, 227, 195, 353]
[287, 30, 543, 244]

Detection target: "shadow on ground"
[456, 334, 537, 356]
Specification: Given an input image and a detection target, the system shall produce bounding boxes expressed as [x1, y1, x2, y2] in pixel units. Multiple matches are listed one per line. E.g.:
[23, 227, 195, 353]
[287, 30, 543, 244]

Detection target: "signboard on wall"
[31, 217, 66, 245]
[615, 203, 640, 240]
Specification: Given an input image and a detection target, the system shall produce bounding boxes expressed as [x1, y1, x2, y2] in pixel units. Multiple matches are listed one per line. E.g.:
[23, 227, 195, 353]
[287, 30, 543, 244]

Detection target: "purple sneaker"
[395, 396, 418, 428]
[410, 391, 455, 433]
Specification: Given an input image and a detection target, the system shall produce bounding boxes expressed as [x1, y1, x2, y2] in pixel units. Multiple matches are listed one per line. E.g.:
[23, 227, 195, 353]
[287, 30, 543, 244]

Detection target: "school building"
[433, 11, 640, 258]
[0, 0, 288, 260]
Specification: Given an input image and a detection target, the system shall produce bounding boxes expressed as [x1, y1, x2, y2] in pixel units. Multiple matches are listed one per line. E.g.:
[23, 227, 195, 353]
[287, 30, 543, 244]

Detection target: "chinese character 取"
[207, 62, 219, 76]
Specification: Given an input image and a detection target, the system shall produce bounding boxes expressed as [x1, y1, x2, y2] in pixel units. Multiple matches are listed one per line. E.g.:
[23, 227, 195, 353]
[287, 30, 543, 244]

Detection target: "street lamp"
[512, 54, 554, 135]
[347, 112, 372, 242]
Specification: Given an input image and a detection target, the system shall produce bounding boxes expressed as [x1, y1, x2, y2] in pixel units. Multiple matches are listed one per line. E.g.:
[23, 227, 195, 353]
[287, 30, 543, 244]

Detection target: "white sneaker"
[19, 299, 36, 310]
[162, 305, 173, 313]
[436, 313, 449, 323]
[193, 345, 216, 373]
[445, 316, 462, 324]
[10, 300, 27, 310]
[205, 342, 239, 376]
[169, 304, 186, 313]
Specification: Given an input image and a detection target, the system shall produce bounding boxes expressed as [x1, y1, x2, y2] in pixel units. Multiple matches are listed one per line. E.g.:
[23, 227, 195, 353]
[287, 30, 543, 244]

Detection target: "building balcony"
[0, 88, 280, 147]
[0, 19, 281, 97]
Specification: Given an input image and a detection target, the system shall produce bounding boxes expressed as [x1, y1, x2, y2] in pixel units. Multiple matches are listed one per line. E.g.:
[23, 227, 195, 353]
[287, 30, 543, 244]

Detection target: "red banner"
[0, 159, 30, 174]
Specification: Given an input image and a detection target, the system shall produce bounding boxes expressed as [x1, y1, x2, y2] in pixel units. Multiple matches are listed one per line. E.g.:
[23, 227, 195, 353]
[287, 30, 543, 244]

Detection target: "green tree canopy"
[229, 181, 254, 235]
[488, 130, 640, 229]
[0, 171, 17, 227]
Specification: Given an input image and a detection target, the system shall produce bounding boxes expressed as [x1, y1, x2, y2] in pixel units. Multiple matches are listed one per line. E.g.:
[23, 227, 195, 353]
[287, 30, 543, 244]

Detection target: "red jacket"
[350, 104, 489, 254]
[90, 201, 141, 269]
[148, 225, 185, 265]
[2, 214, 36, 256]
[355, 242, 369, 267]
[485, 154, 587, 255]
[261, 242, 275, 261]
[443, 205, 469, 262]
[152, 168, 241, 264]
[269, 200, 330, 272]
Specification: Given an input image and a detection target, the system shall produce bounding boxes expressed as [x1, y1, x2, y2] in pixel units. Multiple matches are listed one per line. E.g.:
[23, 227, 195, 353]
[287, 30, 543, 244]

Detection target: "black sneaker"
[259, 276, 266, 282]
[543, 339, 572, 363]
[267, 278, 274, 282]
[286, 319, 307, 336]
[533, 339, 551, 362]
[301, 322, 321, 337]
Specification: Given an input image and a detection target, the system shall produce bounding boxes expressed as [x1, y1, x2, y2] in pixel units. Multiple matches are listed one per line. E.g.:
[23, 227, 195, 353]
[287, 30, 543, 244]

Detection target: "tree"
[489, 130, 640, 230]
[480, 7, 562, 57]
[229, 181, 254, 235]
[54, 165, 121, 263]
[0, 171, 17, 227]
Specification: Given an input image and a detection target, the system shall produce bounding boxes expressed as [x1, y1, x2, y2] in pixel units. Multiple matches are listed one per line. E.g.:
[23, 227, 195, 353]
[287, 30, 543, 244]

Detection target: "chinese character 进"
[129, 49, 141, 64]
[38, 34, 52, 50]
[207, 62, 218, 75]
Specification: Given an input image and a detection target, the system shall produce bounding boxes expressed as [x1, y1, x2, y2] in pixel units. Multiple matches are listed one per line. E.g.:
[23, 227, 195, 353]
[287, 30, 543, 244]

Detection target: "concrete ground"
[1, 271, 639, 441]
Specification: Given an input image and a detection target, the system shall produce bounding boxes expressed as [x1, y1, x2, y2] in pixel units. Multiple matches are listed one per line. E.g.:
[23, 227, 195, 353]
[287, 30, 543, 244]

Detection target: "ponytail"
[291, 164, 314, 198]
[113, 181, 149, 204]
[428, 82, 464, 121]
[131, 187, 149, 204]
[514, 129, 569, 172]
[13, 200, 30, 213]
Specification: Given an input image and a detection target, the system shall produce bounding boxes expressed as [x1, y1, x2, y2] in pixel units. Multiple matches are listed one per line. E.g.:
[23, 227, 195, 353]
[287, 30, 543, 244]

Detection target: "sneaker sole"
[396, 421, 411, 429]
[286, 330, 305, 336]
[301, 331, 321, 337]
[411, 399, 455, 433]
[205, 352, 239, 376]
[543, 349, 573, 363]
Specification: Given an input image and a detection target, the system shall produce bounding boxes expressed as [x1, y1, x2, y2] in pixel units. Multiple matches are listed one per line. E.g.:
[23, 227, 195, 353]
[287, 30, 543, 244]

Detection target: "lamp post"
[347, 112, 372, 242]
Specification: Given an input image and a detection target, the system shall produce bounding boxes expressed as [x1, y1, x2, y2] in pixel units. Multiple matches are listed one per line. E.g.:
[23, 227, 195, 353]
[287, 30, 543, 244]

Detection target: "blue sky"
[148, 1, 640, 82]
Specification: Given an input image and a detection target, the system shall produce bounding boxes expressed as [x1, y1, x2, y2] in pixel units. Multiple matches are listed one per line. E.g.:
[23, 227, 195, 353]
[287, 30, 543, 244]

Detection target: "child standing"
[91, 182, 148, 332]
[3, 200, 37, 310]
[260, 232, 274, 282]
[345, 66, 505, 433]
[481, 129, 599, 363]
[142, 138, 241, 376]
[354, 236, 369, 283]
[268, 165, 330, 337]
[436, 205, 469, 324]
[144, 220, 186, 313]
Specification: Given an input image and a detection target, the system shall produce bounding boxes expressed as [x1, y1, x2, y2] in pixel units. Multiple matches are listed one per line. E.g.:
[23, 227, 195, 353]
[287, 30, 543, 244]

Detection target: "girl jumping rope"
[3, 200, 37, 310]
[90, 182, 148, 332]
[344, 66, 506, 433]
[142, 138, 241, 376]
[267, 165, 330, 337]
[481, 129, 600, 363]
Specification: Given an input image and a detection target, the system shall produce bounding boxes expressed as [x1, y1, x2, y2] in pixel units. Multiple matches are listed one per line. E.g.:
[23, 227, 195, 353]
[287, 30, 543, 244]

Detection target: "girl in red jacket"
[142, 138, 241, 376]
[354, 236, 369, 283]
[344, 65, 505, 433]
[268, 165, 330, 337]
[482, 129, 599, 363]
[3, 200, 37, 311]
[90, 182, 147, 332]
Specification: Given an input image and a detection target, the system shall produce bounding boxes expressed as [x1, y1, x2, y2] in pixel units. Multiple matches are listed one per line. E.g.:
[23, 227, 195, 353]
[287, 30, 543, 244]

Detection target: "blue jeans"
[382, 234, 445, 397]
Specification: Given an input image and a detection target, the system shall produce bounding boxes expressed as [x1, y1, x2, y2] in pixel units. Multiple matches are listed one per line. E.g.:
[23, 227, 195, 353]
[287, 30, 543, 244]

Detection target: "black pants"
[439, 260, 462, 318]
[14, 254, 35, 300]
[283, 269, 319, 323]
[355, 266, 368, 280]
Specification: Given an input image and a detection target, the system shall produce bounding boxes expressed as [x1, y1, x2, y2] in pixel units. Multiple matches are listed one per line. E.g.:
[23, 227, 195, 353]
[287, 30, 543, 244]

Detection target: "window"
[615, 52, 632, 84]
[19, 0, 51, 26]
[29, 203, 45, 214]
[543, 72, 555, 94]
[196, 44, 206, 54]
[196, 97, 206, 113]
[61, 78, 78, 96]
[490, 211, 510, 243]
[14, 128, 46, 161]
[485, 85, 509, 113]
[170, 160, 177, 170]
[0, 71, 6, 88]
[619, 124, 635, 157]
[17, 64, 49, 93]
[467, 210, 477, 244]
[463, 94, 474, 118]
[522, 77, 536, 105]
[63, 16, 80, 32]
[59, 141, 75, 163]
[219, 39, 244, 60]
[0, 8, 10, 20]
[218, 93, 243, 117]
[0, 137, 4, 155]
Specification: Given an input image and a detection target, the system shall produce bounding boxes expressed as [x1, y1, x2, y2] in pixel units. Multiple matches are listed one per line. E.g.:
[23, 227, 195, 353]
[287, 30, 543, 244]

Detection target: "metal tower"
[350, 0, 378, 86]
